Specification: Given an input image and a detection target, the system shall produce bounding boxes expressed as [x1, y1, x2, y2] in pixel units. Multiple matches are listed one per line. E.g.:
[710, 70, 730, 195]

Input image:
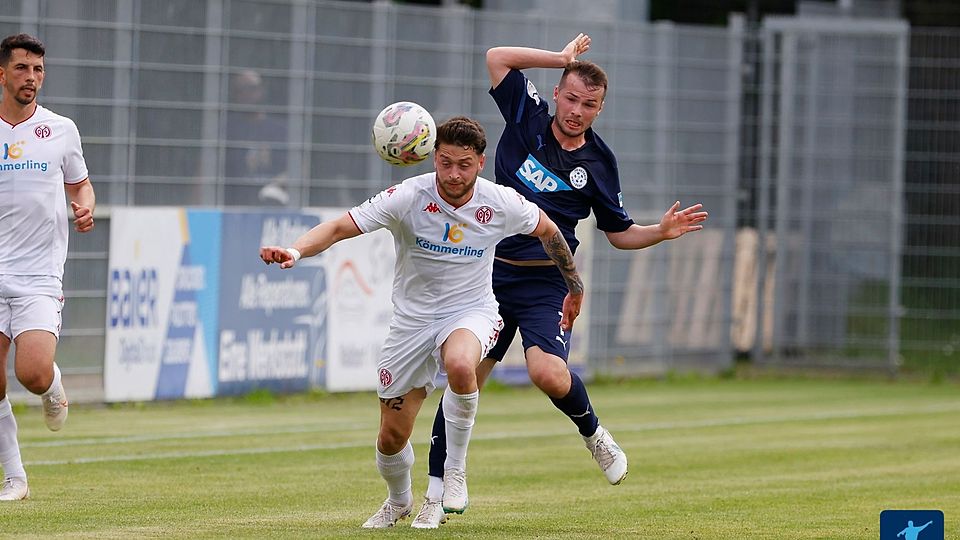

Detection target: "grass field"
[0, 378, 957, 539]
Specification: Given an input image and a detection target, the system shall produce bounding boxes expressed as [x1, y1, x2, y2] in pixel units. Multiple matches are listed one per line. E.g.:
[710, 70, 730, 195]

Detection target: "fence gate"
[753, 16, 909, 371]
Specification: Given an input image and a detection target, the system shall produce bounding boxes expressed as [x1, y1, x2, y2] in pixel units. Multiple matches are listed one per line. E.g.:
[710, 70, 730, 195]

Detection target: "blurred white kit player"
[0, 33, 96, 501]
[260, 116, 583, 528]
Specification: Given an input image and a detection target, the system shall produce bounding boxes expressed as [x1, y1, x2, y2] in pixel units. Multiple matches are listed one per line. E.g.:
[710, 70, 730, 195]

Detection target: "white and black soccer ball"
[371, 101, 436, 167]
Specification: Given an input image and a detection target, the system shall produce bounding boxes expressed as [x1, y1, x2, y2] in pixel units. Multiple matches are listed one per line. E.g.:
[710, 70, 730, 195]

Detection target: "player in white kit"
[260, 116, 583, 528]
[0, 34, 96, 501]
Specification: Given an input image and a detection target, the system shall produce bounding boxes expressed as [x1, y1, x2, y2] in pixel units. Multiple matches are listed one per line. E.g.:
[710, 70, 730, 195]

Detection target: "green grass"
[0, 378, 958, 539]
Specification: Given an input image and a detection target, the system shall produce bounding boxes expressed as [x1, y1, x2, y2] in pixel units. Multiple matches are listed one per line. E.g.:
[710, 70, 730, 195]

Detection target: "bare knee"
[13, 331, 56, 394]
[441, 329, 481, 393]
[378, 424, 411, 455]
[444, 355, 476, 393]
[16, 363, 53, 394]
[527, 353, 571, 398]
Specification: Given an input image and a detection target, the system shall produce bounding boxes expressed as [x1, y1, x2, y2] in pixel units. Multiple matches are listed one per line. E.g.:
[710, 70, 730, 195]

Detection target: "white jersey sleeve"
[61, 117, 88, 184]
[348, 183, 413, 234]
[498, 185, 542, 237]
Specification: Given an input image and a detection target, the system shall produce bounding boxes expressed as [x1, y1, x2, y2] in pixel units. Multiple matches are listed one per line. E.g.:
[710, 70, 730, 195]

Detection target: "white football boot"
[411, 497, 447, 529]
[442, 468, 468, 514]
[42, 377, 69, 432]
[584, 425, 628, 485]
[0, 478, 29, 501]
[361, 499, 412, 528]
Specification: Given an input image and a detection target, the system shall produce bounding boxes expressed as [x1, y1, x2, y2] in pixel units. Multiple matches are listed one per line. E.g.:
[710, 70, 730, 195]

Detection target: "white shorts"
[0, 275, 64, 340]
[377, 306, 503, 399]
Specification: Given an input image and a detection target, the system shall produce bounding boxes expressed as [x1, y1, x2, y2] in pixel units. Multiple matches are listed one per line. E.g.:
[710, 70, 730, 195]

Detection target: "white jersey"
[0, 104, 88, 279]
[349, 172, 541, 323]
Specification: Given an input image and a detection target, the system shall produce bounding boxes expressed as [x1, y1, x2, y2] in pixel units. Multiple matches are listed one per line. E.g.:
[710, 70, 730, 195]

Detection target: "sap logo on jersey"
[516, 154, 571, 193]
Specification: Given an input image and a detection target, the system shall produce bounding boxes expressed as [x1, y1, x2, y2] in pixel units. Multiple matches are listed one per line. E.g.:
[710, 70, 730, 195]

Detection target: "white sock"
[442, 387, 478, 472]
[376, 441, 413, 507]
[0, 398, 25, 480]
[42, 363, 62, 396]
[425, 474, 444, 500]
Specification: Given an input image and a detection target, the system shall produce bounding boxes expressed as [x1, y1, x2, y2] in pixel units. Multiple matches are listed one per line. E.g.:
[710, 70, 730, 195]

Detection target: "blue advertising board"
[216, 211, 327, 395]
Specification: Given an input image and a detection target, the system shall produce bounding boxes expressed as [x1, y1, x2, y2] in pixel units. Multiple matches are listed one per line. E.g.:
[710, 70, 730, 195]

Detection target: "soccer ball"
[372, 101, 436, 166]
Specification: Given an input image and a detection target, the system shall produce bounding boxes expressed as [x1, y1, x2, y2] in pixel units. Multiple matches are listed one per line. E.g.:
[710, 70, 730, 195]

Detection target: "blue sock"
[427, 398, 447, 479]
[549, 371, 599, 437]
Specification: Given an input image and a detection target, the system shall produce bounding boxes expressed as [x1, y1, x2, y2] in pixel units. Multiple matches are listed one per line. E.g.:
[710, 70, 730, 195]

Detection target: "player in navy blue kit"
[413, 33, 708, 528]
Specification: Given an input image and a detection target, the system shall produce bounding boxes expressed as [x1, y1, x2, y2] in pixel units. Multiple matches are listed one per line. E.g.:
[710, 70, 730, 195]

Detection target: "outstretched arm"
[529, 210, 584, 330]
[486, 33, 591, 89]
[604, 201, 708, 250]
[260, 212, 361, 269]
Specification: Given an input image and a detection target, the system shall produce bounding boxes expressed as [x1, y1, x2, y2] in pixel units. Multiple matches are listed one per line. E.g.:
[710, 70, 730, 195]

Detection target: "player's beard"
[12, 86, 37, 106]
[437, 175, 476, 204]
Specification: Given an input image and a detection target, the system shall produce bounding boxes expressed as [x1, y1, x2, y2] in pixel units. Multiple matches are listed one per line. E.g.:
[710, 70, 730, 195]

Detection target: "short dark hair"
[560, 60, 608, 100]
[435, 116, 486, 155]
[0, 33, 45, 66]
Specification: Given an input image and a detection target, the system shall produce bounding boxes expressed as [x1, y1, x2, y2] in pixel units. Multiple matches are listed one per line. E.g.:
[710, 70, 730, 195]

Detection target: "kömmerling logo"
[415, 237, 484, 258]
[2, 140, 49, 172]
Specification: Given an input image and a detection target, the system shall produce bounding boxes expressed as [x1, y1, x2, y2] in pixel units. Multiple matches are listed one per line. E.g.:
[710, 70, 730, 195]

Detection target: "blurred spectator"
[225, 69, 290, 206]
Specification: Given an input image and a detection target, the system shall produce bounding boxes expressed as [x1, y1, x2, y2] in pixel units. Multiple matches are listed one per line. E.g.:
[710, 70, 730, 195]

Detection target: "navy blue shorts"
[486, 259, 572, 363]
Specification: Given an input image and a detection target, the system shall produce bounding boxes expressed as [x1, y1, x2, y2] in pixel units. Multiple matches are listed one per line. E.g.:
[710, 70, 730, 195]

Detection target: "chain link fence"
[1, 0, 957, 401]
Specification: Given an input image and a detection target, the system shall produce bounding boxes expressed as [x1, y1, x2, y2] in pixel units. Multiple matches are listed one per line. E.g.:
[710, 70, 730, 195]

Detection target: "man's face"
[0, 48, 44, 106]
[552, 73, 604, 139]
[433, 142, 485, 204]
[233, 70, 264, 105]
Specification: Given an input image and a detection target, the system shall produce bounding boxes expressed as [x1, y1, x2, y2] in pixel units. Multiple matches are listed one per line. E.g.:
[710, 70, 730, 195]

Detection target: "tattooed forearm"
[379, 397, 404, 411]
[541, 230, 584, 295]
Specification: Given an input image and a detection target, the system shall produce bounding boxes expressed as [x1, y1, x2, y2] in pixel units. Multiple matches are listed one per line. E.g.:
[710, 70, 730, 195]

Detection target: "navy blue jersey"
[490, 69, 633, 260]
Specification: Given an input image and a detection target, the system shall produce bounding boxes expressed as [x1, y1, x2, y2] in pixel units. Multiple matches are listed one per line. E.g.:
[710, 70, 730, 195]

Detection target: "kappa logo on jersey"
[516, 153, 572, 193]
[34, 124, 51, 139]
[443, 222, 467, 243]
[569, 167, 588, 189]
[475, 206, 493, 224]
[423, 202, 441, 213]
[363, 185, 399, 206]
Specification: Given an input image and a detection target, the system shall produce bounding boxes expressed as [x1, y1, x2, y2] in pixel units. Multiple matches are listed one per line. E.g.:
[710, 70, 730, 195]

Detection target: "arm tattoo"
[379, 397, 405, 411]
[541, 231, 584, 295]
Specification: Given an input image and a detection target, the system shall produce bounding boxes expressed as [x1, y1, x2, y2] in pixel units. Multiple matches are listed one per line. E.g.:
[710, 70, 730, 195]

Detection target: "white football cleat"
[42, 379, 69, 432]
[411, 497, 447, 529]
[584, 425, 628, 485]
[442, 468, 468, 514]
[0, 477, 29, 501]
[361, 499, 412, 528]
